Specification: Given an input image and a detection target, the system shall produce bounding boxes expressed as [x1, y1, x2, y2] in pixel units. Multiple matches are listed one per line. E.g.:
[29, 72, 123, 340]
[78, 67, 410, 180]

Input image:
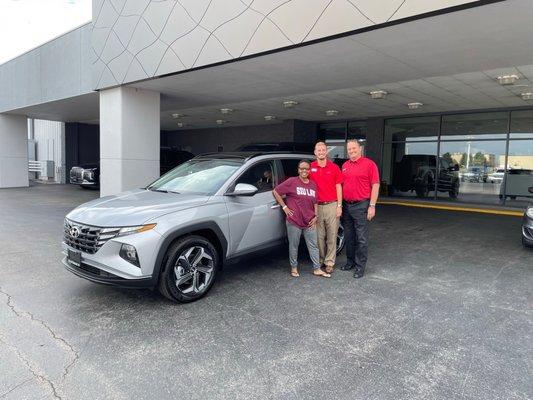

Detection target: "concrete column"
[0, 114, 28, 188]
[100, 87, 160, 197]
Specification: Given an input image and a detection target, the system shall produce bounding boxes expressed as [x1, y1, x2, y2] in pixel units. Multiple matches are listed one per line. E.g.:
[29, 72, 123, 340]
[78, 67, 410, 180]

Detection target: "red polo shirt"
[309, 160, 343, 202]
[342, 157, 380, 201]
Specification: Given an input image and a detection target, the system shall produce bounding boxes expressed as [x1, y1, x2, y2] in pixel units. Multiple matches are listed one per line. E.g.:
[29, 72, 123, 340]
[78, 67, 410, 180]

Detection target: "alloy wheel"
[174, 246, 214, 295]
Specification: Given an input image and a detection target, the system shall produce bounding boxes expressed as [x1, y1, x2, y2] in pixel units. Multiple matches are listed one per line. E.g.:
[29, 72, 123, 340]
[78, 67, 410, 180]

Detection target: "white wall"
[0, 114, 28, 188]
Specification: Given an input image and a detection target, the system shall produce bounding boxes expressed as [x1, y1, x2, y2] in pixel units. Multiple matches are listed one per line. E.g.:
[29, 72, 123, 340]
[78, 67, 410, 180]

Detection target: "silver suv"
[62, 152, 345, 302]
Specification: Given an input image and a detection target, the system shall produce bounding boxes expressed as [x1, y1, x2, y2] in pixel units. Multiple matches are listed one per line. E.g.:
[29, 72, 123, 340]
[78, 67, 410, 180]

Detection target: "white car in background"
[488, 169, 505, 183]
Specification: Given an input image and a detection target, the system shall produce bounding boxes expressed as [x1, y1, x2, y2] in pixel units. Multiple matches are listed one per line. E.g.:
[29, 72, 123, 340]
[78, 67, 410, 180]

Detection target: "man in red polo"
[340, 140, 380, 278]
[309, 142, 343, 273]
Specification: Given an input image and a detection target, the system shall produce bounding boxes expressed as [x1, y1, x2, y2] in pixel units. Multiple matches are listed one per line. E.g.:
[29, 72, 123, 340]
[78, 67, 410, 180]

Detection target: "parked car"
[488, 168, 505, 184]
[500, 169, 533, 200]
[69, 148, 194, 189]
[522, 186, 533, 247]
[62, 152, 345, 303]
[460, 166, 487, 183]
[390, 155, 460, 198]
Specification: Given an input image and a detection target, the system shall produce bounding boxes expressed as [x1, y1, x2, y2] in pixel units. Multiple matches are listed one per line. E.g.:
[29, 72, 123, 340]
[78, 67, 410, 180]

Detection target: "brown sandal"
[291, 268, 300, 277]
[313, 269, 331, 278]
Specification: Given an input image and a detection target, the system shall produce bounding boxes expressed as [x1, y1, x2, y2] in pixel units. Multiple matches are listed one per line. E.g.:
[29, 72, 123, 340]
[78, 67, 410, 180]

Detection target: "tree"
[472, 152, 486, 166]
[460, 152, 468, 167]
[442, 152, 453, 165]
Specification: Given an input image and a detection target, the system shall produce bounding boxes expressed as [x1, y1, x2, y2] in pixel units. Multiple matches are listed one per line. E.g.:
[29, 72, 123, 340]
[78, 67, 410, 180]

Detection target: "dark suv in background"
[391, 154, 460, 198]
[70, 148, 194, 189]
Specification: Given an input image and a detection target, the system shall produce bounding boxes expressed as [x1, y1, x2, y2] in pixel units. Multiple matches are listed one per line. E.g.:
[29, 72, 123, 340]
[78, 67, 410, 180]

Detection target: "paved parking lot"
[0, 184, 531, 400]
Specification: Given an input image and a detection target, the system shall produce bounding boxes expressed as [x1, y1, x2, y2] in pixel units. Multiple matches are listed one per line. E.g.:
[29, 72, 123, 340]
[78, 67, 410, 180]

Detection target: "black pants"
[342, 200, 370, 273]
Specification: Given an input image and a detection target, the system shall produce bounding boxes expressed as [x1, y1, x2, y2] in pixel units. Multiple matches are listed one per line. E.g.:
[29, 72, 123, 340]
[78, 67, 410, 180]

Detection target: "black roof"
[194, 151, 313, 162]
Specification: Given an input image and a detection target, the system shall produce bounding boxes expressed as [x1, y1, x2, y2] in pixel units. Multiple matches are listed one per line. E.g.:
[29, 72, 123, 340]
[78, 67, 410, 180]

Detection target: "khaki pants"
[317, 202, 339, 267]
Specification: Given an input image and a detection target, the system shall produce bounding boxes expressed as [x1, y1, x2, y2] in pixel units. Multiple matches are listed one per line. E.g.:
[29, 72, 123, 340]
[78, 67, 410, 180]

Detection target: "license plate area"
[67, 249, 82, 267]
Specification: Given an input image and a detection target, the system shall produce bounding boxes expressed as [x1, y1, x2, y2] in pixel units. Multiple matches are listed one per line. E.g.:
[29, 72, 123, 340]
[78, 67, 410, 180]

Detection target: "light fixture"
[176, 122, 187, 128]
[216, 119, 226, 125]
[282, 100, 299, 108]
[370, 90, 388, 99]
[264, 115, 276, 121]
[325, 110, 339, 117]
[171, 113, 185, 119]
[497, 74, 519, 85]
[521, 92, 533, 100]
[407, 102, 423, 110]
[220, 108, 234, 114]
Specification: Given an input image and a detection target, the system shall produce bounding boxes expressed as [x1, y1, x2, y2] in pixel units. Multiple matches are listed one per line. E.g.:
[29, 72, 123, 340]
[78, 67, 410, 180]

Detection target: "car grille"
[64, 219, 120, 254]
[70, 167, 84, 183]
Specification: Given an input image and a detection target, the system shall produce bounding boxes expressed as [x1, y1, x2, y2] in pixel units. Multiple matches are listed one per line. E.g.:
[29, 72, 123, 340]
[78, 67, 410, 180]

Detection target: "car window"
[440, 158, 449, 169]
[235, 161, 276, 193]
[280, 159, 301, 180]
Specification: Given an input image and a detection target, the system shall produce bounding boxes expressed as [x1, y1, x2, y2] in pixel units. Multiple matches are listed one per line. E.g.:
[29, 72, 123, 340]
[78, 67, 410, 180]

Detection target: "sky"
[0, 0, 92, 64]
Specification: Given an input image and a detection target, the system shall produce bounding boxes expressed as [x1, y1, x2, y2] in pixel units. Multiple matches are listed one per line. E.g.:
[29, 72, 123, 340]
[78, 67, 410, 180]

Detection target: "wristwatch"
[369, 203, 376, 207]
[337, 203, 342, 208]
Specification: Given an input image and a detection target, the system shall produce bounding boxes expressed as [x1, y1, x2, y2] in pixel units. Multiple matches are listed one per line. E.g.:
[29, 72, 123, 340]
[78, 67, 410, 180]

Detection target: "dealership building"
[1, 0, 532, 206]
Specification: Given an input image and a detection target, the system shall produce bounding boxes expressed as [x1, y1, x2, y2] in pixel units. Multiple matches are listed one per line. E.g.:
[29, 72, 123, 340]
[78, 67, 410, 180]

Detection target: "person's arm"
[367, 183, 380, 220]
[308, 203, 318, 228]
[335, 183, 343, 218]
[273, 189, 294, 217]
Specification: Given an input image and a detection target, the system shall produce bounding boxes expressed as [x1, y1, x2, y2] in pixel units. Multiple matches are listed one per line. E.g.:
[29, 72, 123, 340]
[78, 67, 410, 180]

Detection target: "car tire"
[336, 223, 345, 254]
[158, 235, 219, 303]
[449, 182, 459, 198]
[522, 237, 533, 248]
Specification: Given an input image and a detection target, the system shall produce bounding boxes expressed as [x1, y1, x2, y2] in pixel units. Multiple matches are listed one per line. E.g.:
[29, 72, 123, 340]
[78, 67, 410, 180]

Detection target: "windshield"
[147, 159, 243, 195]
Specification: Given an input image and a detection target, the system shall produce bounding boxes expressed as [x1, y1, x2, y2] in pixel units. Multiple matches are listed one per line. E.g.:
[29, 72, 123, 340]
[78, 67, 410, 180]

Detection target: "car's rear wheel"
[416, 184, 429, 198]
[449, 182, 459, 198]
[158, 235, 219, 303]
[336, 223, 345, 254]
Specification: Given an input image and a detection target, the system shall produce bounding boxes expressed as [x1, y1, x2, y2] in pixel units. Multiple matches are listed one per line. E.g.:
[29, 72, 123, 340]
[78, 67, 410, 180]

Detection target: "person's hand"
[367, 206, 376, 221]
[283, 206, 294, 217]
[336, 206, 342, 219]
[308, 216, 317, 228]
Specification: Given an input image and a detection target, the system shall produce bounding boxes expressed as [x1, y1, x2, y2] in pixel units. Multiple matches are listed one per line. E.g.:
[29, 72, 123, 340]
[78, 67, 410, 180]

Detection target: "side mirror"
[528, 186, 533, 194]
[227, 183, 258, 196]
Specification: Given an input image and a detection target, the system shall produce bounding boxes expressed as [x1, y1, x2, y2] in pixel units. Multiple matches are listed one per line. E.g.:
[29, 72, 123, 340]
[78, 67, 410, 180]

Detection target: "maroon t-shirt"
[275, 177, 317, 228]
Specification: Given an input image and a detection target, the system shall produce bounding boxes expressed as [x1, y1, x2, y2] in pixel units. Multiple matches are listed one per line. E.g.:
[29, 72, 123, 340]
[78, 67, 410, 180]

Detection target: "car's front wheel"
[336, 223, 345, 254]
[158, 235, 219, 303]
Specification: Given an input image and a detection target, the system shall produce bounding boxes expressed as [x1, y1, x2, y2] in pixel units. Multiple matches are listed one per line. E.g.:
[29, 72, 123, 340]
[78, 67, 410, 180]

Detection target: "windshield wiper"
[149, 188, 168, 193]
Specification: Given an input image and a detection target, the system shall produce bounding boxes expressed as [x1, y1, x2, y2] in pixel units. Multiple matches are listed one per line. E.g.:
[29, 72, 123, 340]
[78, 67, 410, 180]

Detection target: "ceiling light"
[220, 108, 233, 114]
[325, 110, 339, 117]
[216, 119, 226, 125]
[407, 102, 423, 110]
[282, 100, 299, 108]
[370, 90, 388, 99]
[497, 74, 519, 85]
[264, 115, 276, 121]
[171, 113, 185, 119]
[521, 92, 533, 100]
[176, 122, 187, 128]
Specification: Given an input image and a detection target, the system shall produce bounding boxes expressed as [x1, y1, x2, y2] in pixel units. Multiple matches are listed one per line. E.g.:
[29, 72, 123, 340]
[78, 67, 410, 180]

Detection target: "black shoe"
[341, 263, 355, 271]
[353, 269, 364, 278]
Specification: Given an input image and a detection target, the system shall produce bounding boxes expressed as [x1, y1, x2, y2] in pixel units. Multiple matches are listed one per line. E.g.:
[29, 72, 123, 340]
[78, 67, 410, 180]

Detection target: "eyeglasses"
[298, 167, 310, 171]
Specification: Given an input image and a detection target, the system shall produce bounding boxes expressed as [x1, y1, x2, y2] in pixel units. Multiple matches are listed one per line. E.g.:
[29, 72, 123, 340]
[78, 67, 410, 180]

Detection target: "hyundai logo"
[70, 226, 81, 238]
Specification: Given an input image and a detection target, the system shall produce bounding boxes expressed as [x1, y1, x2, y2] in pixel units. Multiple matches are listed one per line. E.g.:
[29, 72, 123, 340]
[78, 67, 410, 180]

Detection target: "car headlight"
[101, 223, 157, 238]
[527, 207, 533, 219]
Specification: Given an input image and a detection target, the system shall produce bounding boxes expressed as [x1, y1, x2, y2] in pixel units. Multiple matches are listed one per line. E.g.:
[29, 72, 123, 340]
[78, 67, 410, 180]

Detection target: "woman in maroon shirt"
[273, 160, 331, 278]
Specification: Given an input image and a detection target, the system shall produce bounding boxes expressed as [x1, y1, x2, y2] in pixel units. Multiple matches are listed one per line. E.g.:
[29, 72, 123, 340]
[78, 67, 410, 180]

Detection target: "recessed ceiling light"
[220, 108, 234, 114]
[325, 110, 339, 117]
[176, 122, 187, 128]
[370, 90, 388, 99]
[407, 102, 423, 109]
[497, 74, 519, 85]
[264, 115, 277, 121]
[171, 113, 185, 119]
[521, 92, 533, 100]
[216, 119, 226, 125]
[282, 100, 299, 108]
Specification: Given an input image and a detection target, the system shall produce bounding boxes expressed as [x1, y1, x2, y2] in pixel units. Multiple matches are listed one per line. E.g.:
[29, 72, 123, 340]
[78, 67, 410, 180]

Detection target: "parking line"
[378, 200, 524, 217]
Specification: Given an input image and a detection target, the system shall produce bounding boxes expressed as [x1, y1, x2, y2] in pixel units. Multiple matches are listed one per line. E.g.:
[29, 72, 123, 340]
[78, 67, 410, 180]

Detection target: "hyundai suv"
[62, 153, 345, 303]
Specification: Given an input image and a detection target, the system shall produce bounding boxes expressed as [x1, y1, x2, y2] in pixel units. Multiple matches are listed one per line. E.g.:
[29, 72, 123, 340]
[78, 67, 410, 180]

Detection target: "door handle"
[271, 203, 281, 209]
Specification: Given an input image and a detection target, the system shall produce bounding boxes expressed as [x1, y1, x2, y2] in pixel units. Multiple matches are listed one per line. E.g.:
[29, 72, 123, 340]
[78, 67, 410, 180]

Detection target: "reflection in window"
[504, 140, 533, 206]
[384, 116, 439, 142]
[441, 112, 508, 140]
[510, 110, 533, 139]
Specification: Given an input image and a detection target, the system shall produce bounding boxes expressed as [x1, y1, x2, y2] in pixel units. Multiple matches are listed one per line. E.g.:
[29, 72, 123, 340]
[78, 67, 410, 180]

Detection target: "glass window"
[510, 110, 533, 138]
[148, 159, 242, 195]
[438, 141, 506, 205]
[384, 141, 438, 199]
[280, 158, 301, 180]
[504, 140, 533, 207]
[319, 123, 346, 141]
[235, 161, 276, 193]
[384, 116, 440, 142]
[348, 121, 367, 141]
[441, 112, 508, 140]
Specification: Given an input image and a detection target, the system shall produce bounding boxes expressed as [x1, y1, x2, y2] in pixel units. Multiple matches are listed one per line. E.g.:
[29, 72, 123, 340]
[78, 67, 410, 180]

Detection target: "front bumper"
[61, 227, 164, 288]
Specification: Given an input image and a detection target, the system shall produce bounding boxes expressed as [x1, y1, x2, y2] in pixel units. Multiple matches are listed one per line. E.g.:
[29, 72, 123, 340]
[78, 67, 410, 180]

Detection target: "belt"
[344, 199, 370, 205]
[318, 201, 337, 205]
